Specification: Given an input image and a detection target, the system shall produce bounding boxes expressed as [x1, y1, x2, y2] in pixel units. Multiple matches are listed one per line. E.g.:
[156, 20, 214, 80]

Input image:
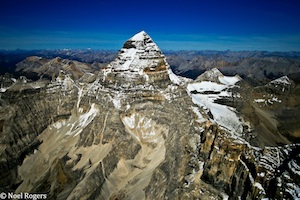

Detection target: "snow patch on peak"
[211, 68, 222, 74]
[195, 68, 223, 83]
[270, 76, 291, 85]
[195, 68, 241, 86]
[187, 71, 243, 135]
[167, 68, 182, 85]
[218, 75, 241, 86]
[131, 30, 147, 41]
[102, 31, 184, 87]
[107, 31, 163, 73]
[265, 75, 292, 93]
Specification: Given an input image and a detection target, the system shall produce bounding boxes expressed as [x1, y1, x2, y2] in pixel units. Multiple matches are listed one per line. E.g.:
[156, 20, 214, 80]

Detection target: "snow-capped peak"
[187, 68, 243, 135]
[195, 68, 223, 82]
[130, 30, 147, 41]
[195, 68, 241, 85]
[265, 75, 292, 93]
[123, 30, 160, 52]
[270, 76, 291, 85]
[106, 31, 163, 73]
[102, 31, 183, 86]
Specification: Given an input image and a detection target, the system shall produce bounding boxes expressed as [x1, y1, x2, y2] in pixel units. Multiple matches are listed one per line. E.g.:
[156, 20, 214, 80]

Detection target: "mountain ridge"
[2, 49, 300, 84]
[0, 31, 299, 199]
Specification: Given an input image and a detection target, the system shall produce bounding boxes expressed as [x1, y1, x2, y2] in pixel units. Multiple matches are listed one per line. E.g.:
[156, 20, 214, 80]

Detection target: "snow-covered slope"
[187, 68, 243, 135]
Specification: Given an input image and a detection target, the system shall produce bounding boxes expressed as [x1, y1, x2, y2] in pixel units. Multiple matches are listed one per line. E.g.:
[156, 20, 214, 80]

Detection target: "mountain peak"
[130, 30, 148, 41]
[104, 33, 163, 75]
[195, 68, 223, 82]
[122, 30, 159, 51]
[101, 31, 182, 87]
[270, 75, 291, 85]
[195, 67, 241, 85]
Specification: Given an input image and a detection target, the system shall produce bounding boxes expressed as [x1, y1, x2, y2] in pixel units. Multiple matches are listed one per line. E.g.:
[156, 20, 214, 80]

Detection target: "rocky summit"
[0, 31, 299, 199]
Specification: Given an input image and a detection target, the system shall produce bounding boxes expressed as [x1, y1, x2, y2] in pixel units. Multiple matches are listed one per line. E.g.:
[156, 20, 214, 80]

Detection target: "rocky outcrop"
[16, 56, 96, 80]
[100, 31, 178, 89]
[0, 74, 78, 191]
[0, 31, 299, 199]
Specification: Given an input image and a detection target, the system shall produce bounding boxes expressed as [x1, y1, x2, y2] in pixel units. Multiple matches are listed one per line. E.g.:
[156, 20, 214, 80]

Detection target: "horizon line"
[1, 48, 300, 54]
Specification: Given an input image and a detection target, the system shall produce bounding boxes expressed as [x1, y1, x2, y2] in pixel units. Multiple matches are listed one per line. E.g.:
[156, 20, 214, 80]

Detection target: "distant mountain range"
[1, 49, 300, 84]
[0, 31, 299, 199]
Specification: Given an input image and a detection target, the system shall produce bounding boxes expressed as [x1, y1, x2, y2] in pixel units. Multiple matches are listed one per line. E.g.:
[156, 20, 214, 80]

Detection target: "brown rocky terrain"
[15, 56, 98, 80]
[0, 31, 299, 199]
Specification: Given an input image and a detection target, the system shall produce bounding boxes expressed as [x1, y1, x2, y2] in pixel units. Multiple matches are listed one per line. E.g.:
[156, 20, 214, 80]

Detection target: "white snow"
[270, 75, 291, 85]
[112, 97, 122, 109]
[218, 75, 241, 85]
[288, 159, 300, 176]
[190, 93, 242, 134]
[191, 106, 206, 123]
[74, 104, 98, 136]
[271, 96, 281, 103]
[0, 88, 7, 92]
[65, 103, 99, 136]
[109, 45, 158, 73]
[187, 75, 243, 135]
[104, 30, 167, 85]
[131, 30, 146, 41]
[77, 87, 83, 109]
[187, 81, 227, 93]
[167, 68, 182, 85]
[121, 48, 137, 71]
[258, 172, 266, 177]
[254, 99, 266, 103]
[254, 95, 282, 105]
[123, 114, 136, 129]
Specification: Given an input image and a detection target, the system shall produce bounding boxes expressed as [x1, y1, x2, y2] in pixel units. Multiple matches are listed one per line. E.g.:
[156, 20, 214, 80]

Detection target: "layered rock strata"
[0, 31, 299, 199]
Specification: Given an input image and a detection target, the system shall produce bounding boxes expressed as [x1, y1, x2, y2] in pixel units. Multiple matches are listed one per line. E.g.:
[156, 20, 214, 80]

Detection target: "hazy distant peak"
[195, 67, 223, 82]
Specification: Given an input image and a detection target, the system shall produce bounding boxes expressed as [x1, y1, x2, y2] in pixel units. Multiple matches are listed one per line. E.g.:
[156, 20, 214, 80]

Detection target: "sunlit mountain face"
[0, 31, 299, 199]
[1, 0, 300, 199]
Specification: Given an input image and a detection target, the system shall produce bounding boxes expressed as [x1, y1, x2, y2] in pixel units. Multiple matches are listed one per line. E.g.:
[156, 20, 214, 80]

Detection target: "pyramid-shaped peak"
[102, 31, 181, 86]
[195, 68, 224, 82]
[122, 31, 159, 51]
[130, 30, 148, 41]
[269, 76, 291, 85]
[195, 68, 241, 85]
[108, 31, 164, 73]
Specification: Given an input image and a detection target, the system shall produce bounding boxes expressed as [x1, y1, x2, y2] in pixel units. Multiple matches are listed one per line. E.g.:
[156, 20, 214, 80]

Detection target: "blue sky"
[1, 0, 300, 51]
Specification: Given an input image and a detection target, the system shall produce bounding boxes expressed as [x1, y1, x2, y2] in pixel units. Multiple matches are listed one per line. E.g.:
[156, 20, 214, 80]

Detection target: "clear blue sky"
[1, 0, 300, 51]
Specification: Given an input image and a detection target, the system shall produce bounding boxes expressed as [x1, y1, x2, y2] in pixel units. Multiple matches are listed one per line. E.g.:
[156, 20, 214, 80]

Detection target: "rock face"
[16, 56, 96, 80]
[166, 51, 300, 84]
[100, 31, 179, 88]
[0, 31, 299, 199]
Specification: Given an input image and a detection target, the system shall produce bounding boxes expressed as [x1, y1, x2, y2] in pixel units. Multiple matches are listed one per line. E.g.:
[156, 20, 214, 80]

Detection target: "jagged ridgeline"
[0, 31, 299, 199]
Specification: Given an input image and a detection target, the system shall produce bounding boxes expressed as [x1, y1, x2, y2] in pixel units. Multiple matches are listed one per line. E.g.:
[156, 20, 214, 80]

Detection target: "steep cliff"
[0, 31, 299, 199]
